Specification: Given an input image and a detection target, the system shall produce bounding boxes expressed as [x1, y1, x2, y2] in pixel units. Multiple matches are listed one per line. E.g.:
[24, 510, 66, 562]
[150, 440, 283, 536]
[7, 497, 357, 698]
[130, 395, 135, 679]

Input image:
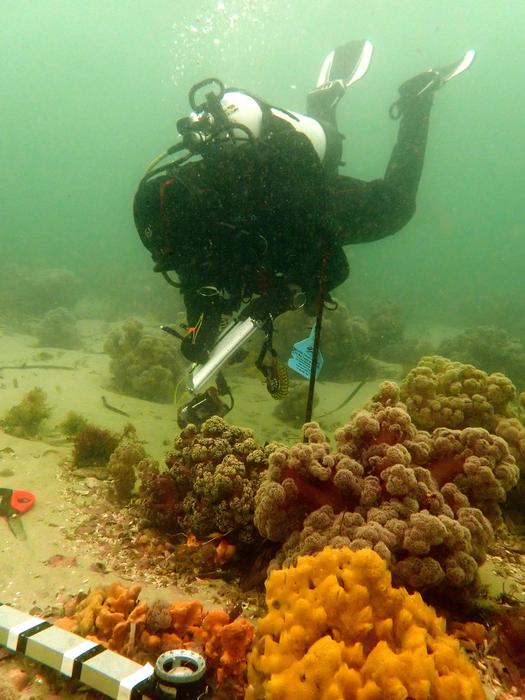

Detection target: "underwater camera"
[177, 372, 233, 429]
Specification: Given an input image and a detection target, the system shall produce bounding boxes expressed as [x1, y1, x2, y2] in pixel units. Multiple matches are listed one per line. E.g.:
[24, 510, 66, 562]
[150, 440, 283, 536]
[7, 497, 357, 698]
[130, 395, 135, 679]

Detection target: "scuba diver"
[134, 41, 475, 426]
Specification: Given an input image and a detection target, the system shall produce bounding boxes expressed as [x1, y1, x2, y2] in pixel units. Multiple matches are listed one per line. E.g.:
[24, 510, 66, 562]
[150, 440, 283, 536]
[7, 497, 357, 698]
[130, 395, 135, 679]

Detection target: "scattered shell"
[8, 668, 29, 692]
[45, 554, 77, 568]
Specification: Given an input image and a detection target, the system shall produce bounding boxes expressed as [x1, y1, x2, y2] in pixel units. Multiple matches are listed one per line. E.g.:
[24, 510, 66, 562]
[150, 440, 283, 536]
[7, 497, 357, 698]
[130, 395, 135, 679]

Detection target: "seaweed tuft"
[72, 424, 119, 469]
[1, 387, 52, 439]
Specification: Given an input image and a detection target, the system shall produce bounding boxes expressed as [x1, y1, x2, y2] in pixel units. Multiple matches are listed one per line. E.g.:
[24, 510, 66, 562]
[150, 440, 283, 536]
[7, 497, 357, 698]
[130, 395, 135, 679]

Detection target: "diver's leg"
[306, 82, 346, 128]
[385, 51, 475, 203]
[330, 54, 476, 245]
[329, 85, 435, 243]
[383, 87, 434, 205]
[326, 72, 440, 244]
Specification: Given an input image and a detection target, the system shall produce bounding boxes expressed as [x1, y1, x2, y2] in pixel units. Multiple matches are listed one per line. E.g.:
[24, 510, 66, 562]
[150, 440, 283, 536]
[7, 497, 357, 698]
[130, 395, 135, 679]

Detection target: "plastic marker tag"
[288, 325, 324, 379]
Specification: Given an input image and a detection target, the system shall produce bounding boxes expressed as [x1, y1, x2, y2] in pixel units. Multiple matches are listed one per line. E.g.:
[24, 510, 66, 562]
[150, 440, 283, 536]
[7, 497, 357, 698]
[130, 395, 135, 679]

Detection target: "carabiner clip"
[389, 99, 402, 121]
[198, 285, 221, 297]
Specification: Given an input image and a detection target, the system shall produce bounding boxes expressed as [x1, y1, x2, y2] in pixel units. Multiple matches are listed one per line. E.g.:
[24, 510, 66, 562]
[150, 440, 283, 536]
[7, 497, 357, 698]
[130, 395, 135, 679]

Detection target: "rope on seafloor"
[0, 363, 75, 370]
[101, 396, 131, 417]
[318, 378, 368, 419]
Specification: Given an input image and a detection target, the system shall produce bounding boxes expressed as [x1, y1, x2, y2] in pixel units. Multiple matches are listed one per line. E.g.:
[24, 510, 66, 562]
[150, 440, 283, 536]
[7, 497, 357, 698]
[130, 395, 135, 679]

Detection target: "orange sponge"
[246, 547, 486, 700]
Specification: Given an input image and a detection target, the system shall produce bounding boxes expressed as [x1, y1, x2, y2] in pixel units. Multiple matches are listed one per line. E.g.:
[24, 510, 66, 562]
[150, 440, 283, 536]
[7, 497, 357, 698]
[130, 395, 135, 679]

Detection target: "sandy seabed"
[0, 324, 524, 699]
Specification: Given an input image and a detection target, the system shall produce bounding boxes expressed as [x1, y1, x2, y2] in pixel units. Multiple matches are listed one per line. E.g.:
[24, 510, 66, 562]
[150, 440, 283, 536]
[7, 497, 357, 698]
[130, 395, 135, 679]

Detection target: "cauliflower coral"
[104, 318, 184, 403]
[140, 416, 270, 544]
[254, 382, 520, 590]
[400, 355, 515, 431]
[400, 356, 525, 478]
[246, 546, 486, 700]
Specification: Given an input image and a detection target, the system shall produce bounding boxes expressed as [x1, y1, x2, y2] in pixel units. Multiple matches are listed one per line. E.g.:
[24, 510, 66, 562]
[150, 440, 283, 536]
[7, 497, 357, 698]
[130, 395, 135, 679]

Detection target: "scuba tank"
[174, 78, 344, 172]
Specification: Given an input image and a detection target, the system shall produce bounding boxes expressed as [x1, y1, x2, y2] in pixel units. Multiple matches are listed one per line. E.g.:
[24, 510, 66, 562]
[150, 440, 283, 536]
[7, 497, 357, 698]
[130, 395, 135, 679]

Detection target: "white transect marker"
[6, 617, 45, 650]
[117, 663, 155, 700]
[0, 604, 156, 699]
[60, 639, 100, 676]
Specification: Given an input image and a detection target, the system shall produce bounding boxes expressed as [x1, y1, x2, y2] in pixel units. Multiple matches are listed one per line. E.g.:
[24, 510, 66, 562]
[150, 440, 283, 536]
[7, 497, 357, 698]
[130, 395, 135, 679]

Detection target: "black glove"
[181, 333, 211, 364]
[180, 297, 223, 364]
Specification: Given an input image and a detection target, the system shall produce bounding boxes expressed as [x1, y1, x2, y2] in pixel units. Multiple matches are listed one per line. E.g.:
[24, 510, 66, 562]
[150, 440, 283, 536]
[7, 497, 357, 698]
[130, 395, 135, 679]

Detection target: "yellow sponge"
[246, 547, 486, 700]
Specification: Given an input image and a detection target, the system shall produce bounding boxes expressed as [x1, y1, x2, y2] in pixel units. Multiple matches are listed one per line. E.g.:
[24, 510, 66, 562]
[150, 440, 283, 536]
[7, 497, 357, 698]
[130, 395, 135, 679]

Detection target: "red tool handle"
[10, 489, 36, 515]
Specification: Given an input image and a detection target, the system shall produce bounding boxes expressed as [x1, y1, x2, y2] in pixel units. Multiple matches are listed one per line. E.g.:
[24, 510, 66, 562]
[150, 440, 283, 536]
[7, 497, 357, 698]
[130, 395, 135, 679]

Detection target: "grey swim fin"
[307, 39, 374, 123]
[433, 48, 476, 87]
[316, 39, 374, 89]
[391, 49, 476, 118]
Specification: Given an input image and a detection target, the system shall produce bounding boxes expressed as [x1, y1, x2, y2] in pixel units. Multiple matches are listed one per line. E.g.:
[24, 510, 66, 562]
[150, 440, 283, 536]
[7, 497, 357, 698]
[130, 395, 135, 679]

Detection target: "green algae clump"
[58, 411, 90, 439]
[1, 387, 51, 438]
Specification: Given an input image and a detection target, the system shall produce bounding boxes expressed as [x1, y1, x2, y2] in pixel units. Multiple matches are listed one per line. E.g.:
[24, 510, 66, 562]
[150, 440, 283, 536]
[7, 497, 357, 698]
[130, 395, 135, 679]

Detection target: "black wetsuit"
[134, 93, 432, 363]
[330, 97, 431, 244]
